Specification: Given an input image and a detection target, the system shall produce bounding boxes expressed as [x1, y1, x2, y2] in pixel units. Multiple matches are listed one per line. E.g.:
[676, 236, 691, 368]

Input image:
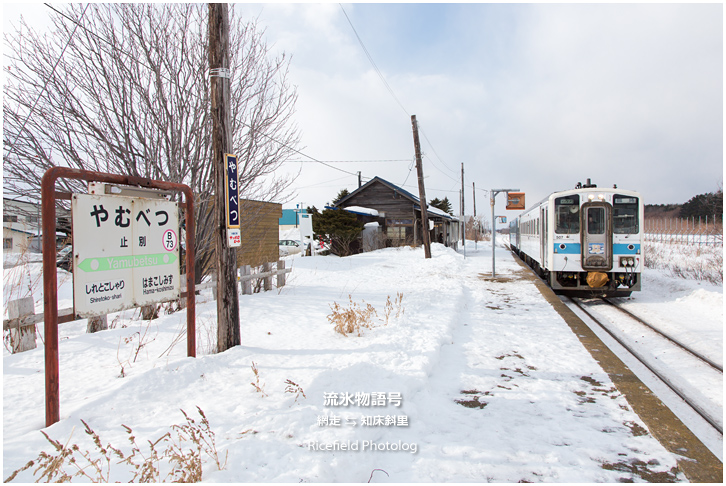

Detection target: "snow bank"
[4, 242, 708, 482]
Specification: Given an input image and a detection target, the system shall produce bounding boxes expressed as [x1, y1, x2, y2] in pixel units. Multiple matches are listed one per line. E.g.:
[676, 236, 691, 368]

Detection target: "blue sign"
[224, 154, 239, 228]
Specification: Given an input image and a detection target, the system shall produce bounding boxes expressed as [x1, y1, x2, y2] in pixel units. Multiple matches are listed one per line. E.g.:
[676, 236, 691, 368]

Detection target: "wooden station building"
[333, 176, 460, 251]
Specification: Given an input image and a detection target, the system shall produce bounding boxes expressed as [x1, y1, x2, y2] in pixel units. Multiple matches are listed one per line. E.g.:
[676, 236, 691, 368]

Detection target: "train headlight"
[598, 194, 605, 200]
[628, 258, 634, 266]
[587, 194, 595, 201]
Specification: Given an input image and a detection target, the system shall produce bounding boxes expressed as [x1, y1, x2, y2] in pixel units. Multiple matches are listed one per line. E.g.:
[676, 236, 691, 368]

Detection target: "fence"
[3, 260, 290, 354]
[644, 217, 723, 247]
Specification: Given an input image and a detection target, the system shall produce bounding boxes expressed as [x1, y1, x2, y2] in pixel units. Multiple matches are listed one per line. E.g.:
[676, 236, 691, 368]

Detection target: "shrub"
[328, 294, 405, 336]
[328, 295, 378, 336]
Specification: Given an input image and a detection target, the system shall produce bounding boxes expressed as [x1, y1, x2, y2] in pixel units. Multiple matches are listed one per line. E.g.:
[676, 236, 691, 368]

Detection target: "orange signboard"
[506, 192, 525, 210]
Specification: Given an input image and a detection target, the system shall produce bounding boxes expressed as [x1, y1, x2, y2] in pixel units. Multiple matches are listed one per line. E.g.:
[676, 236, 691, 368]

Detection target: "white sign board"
[299, 213, 313, 246]
[71, 193, 180, 317]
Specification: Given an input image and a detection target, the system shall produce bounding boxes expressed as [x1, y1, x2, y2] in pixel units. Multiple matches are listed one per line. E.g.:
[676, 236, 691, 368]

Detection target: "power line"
[339, 4, 409, 117]
[419, 126, 458, 176]
[338, 5, 461, 188]
[43, 4, 359, 179]
[286, 159, 410, 164]
[25, 3, 439, 187]
[41, 3, 181, 85]
[4, 3, 90, 160]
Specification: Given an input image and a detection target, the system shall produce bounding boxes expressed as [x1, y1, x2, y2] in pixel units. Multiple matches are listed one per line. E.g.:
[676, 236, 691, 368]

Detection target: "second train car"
[509, 179, 643, 296]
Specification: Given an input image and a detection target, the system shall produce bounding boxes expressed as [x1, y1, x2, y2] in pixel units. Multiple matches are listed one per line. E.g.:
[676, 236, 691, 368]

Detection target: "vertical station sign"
[71, 194, 180, 317]
[225, 153, 241, 247]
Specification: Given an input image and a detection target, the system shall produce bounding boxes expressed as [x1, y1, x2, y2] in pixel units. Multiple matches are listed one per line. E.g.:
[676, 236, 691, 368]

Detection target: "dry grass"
[4, 407, 226, 483]
[250, 361, 268, 397]
[328, 295, 378, 336]
[383, 292, 404, 325]
[284, 379, 307, 406]
[644, 241, 723, 285]
[328, 294, 405, 336]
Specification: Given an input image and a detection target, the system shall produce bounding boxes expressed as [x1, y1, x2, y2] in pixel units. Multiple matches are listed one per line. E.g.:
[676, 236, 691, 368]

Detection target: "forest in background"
[645, 189, 722, 221]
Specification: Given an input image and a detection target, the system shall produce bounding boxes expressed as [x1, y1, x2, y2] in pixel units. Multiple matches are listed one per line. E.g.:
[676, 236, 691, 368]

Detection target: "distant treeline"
[645, 190, 723, 221]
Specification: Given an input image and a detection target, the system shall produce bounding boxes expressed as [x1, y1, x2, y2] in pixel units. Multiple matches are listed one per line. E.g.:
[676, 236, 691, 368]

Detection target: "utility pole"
[461, 163, 466, 257]
[358, 171, 362, 188]
[209, 3, 240, 352]
[411, 115, 431, 259]
[473, 182, 477, 249]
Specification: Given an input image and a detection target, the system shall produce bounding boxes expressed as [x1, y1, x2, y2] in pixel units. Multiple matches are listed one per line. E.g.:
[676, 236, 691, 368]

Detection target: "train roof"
[522, 186, 641, 214]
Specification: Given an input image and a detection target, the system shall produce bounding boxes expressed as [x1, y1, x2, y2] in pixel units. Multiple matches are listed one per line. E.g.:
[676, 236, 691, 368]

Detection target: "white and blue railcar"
[510, 180, 643, 296]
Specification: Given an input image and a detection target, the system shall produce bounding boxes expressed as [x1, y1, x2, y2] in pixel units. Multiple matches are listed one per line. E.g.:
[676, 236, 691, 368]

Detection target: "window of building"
[387, 227, 406, 239]
[3, 238, 12, 249]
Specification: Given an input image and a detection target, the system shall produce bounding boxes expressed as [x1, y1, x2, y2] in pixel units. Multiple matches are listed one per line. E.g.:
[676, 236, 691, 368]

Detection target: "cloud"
[235, 4, 723, 209]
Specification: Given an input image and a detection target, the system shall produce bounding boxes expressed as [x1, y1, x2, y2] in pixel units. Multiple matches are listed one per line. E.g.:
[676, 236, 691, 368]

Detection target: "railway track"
[565, 296, 723, 436]
[600, 297, 723, 373]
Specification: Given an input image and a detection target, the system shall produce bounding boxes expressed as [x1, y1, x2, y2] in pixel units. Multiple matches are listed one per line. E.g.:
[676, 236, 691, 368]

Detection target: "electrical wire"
[338, 4, 463, 190]
[18, 3, 455, 188]
[4, 3, 90, 160]
[285, 159, 410, 164]
[40, 4, 359, 180]
[42, 3, 360, 178]
[339, 4, 409, 118]
[419, 126, 458, 176]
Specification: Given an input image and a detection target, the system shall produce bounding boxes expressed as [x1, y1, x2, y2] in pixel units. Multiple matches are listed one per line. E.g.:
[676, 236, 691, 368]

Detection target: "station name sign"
[71, 193, 180, 317]
[225, 153, 241, 247]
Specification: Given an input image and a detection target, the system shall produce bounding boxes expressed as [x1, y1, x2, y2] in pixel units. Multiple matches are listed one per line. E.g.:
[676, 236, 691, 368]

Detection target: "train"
[509, 179, 643, 297]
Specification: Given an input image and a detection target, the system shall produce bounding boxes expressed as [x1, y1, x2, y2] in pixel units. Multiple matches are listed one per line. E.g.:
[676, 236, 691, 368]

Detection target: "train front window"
[587, 207, 606, 234]
[613, 195, 639, 234]
[555, 195, 579, 234]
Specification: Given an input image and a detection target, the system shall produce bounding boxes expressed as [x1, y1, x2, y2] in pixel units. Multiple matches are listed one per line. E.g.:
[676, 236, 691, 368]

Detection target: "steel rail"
[566, 296, 723, 436]
[602, 298, 723, 373]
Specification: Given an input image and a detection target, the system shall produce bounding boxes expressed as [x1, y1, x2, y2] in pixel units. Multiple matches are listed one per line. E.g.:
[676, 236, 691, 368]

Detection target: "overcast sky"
[5, 3, 723, 217]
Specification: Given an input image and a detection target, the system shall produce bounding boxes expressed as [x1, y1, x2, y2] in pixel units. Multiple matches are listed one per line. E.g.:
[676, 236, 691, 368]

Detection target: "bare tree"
[3, 4, 300, 281]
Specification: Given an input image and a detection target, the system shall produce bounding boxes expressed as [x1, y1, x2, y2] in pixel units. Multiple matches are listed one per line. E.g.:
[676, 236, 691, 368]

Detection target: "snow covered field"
[3, 240, 722, 482]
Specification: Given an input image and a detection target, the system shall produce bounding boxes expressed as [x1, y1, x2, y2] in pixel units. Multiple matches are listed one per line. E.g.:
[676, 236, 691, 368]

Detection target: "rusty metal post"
[41, 169, 61, 427]
[41, 167, 196, 427]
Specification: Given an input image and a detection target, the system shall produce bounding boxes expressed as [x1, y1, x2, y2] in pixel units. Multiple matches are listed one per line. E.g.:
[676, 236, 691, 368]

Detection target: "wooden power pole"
[411, 115, 431, 259]
[209, 3, 240, 352]
[461, 163, 465, 247]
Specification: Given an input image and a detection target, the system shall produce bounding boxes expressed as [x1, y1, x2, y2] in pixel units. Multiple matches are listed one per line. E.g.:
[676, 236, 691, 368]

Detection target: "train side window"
[613, 195, 639, 234]
[555, 195, 579, 234]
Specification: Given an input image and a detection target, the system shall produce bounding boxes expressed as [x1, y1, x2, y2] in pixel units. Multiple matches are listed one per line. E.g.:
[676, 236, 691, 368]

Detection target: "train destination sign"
[71, 193, 181, 317]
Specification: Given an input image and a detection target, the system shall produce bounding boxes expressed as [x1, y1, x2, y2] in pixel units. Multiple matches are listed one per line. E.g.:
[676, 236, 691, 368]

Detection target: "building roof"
[279, 208, 307, 226]
[336, 176, 420, 207]
[335, 176, 458, 222]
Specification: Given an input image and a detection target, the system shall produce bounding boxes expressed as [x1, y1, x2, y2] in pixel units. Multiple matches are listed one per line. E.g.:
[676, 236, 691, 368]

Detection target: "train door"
[581, 202, 612, 270]
[540, 206, 547, 269]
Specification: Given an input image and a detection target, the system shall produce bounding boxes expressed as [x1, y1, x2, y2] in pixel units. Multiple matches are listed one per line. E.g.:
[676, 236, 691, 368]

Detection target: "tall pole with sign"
[210, 3, 240, 351]
[490, 188, 520, 278]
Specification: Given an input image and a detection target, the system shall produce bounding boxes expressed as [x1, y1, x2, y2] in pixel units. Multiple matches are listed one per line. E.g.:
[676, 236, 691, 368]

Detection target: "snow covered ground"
[3, 240, 722, 482]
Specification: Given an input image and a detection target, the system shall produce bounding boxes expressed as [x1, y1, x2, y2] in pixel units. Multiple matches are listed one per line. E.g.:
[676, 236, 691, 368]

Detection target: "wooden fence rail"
[3, 261, 291, 344]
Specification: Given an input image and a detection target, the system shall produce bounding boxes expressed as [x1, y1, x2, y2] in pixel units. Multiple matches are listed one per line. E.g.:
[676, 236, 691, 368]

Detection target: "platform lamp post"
[490, 188, 519, 278]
